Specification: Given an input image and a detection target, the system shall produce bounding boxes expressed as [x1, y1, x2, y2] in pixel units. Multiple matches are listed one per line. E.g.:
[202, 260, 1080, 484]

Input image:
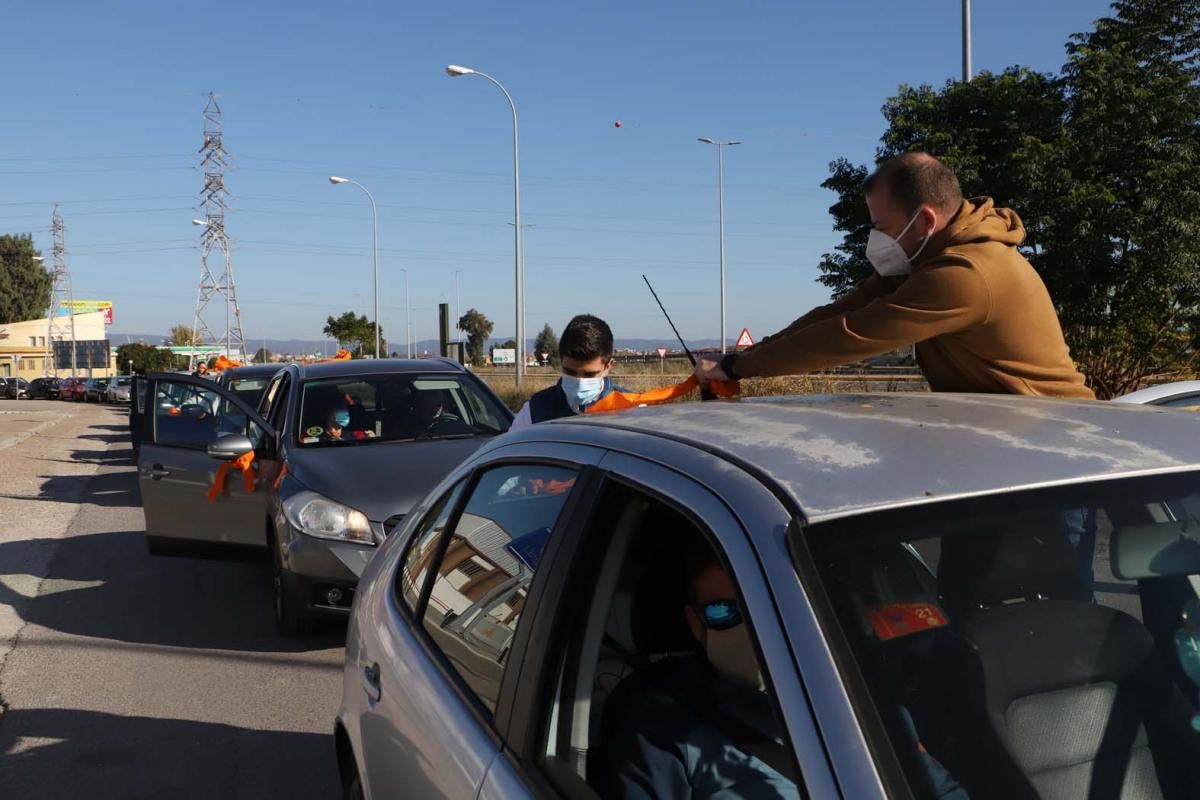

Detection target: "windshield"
[805, 474, 1200, 799]
[228, 377, 270, 409]
[296, 372, 509, 447]
[113, 378, 130, 387]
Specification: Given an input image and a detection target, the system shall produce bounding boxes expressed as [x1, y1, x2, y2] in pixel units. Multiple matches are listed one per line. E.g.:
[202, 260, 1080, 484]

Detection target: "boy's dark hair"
[559, 314, 613, 361]
[863, 152, 963, 217]
[684, 536, 722, 606]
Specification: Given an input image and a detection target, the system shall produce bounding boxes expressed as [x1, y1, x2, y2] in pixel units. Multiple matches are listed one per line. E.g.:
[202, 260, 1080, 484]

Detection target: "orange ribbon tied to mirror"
[206, 451, 257, 502]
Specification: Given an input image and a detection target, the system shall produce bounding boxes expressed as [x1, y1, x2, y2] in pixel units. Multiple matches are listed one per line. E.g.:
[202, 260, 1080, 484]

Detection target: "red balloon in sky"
[614, 120, 622, 128]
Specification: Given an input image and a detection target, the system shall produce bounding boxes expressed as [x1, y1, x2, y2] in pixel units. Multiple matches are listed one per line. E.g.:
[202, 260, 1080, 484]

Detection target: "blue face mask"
[560, 375, 606, 412]
[332, 410, 350, 428]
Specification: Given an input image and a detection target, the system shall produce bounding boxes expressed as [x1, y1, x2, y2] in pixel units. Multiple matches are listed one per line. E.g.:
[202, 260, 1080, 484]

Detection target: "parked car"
[82, 378, 110, 402]
[2, 377, 29, 399]
[106, 377, 133, 404]
[28, 377, 62, 400]
[135, 358, 513, 636]
[1115, 380, 1200, 410]
[217, 364, 280, 411]
[58, 377, 85, 402]
[336, 394, 1200, 800]
[129, 375, 146, 451]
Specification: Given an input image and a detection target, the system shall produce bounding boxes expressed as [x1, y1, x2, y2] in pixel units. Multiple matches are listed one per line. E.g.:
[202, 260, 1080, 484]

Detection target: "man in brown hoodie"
[697, 152, 1094, 399]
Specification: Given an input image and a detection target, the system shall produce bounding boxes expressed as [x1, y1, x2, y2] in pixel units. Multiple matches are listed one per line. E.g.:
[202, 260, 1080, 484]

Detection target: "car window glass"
[267, 375, 290, 429]
[258, 373, 286, 419]
[397, 482, 467, 612]
[1160, 394, 1200, 410]
[153, 379, 261, 451]
[807, 476, 1200, 800]
[421, 464, 577, 715]
[535, 480, 801, 798]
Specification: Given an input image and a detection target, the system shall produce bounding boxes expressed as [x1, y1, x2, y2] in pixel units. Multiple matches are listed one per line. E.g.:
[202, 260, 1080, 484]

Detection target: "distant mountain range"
[109, 333, 727, 356]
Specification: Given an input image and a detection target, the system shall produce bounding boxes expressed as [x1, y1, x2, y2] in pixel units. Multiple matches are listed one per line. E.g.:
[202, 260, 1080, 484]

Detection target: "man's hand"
[695, 355, 730, 384]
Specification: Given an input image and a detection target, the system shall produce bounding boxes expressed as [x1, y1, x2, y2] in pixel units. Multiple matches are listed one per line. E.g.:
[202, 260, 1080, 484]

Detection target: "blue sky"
[1, 0, 1114, 349]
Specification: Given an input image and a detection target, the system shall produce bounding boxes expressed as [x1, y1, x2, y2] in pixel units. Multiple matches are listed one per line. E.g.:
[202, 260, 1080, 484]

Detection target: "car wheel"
[271, 532, 316, 637]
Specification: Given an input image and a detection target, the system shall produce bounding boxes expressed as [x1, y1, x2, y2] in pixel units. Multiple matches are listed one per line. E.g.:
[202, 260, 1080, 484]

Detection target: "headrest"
[1111, 522, 1200, 580]
[939, 525, 1087, 618]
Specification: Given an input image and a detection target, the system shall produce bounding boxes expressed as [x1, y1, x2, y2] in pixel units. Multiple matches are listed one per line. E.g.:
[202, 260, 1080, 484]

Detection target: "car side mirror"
[208, 433, 254, 461]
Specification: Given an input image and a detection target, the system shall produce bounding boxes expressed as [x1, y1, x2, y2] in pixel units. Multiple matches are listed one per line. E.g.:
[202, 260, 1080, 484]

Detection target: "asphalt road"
[0, 399, 345, 798]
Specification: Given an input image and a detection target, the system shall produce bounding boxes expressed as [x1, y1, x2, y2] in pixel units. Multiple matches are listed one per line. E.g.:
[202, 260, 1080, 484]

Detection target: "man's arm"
[508, 401, 533, 432]
[730, 260, 989, 379]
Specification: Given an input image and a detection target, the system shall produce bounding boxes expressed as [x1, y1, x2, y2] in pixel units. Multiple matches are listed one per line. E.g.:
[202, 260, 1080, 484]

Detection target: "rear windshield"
[228, 377, 270, 408]
[296, 372, 509, 447]
[805, 474, 1200, 800]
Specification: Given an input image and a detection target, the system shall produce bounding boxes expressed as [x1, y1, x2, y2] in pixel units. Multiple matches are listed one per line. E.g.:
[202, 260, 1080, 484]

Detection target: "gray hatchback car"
[337, 394, 1200, 799]
[136, 358, 513, 636]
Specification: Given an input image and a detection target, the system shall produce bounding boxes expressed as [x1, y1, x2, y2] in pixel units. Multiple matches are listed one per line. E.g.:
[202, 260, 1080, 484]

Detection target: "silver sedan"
[337, 393, 1200, 799]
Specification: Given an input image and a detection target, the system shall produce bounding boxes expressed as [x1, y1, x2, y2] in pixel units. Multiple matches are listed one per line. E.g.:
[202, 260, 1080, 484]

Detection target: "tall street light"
[446, 63, 524, 384]
[328, 176, 381, 359]
[698, 138, 741, 354]
[397, 268, 412, 358]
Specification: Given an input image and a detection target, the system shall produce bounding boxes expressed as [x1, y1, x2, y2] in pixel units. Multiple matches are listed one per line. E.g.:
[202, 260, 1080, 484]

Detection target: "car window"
[258, 372, 287, 420]
[533, 479, 802, 799]
[296, 372, 509, 448]
[418, 464, 577, 715]
[806, 475, 1200, 800]
[1159, 394, 1200, 410]
[153, 379, 261, 451]
[397, 481, 468, 612]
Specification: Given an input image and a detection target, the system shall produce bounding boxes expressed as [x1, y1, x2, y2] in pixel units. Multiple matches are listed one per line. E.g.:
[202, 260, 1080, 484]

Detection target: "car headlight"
[282, 490, 375, 545]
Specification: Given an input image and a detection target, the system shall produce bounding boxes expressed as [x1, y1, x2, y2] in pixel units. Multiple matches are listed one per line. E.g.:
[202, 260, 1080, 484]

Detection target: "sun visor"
[1111, 522, 1200, 581]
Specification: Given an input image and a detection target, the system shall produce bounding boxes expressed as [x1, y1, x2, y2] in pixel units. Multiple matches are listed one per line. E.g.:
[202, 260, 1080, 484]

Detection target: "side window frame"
[145, 373, 273, 451]
[395, 456, 604, 736]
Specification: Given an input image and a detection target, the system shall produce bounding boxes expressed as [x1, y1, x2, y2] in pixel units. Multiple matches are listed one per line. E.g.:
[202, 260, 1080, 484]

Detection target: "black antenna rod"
[643, 274, 696, 367]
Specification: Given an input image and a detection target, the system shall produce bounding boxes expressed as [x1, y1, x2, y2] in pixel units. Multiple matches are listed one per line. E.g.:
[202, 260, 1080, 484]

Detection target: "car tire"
[271, 532, 316, 638]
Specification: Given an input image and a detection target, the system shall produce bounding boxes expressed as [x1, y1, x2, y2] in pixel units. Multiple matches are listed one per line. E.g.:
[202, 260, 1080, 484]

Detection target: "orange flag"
[317, 348, 352, 363]
[585, 375, 740, 414]
[206, 451, 257, 502]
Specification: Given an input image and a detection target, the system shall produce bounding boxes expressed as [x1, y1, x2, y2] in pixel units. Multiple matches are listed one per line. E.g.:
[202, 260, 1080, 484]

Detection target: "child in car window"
[302, 403, 376, 444]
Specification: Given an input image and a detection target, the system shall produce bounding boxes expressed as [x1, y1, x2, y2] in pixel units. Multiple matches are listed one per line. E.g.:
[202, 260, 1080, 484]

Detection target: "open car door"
[137, 372, 275, 554]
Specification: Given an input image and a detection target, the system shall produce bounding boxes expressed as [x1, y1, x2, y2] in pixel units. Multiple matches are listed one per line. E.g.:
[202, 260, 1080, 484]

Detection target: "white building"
[0, 312, 116, 379]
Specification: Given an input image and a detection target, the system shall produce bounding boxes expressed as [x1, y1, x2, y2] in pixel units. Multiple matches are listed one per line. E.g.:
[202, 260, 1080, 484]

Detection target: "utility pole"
[189, 92, 246, 370]
[962, 0, 973, 81]
[47, 205, 76, 377]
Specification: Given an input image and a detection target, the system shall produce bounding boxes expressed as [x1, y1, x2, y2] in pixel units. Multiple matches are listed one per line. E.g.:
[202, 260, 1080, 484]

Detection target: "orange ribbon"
[206, 451, 257, 502]
[584, 375, 740, 414]
[316, 348, 352, 363]
[212, 355, 243, 371]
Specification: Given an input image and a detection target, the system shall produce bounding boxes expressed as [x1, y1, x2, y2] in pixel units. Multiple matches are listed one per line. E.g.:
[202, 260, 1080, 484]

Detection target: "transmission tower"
[188, 92, 246, 369]
[45, 205, 76, 377]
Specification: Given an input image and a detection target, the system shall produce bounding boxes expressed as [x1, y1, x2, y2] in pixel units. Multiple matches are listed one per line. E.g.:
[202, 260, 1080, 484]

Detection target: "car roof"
[528, 393, 1200, 522]
[1113, 381, 1200, 405]
[222, 364, 283, 379]
[291, 357, 466, 380]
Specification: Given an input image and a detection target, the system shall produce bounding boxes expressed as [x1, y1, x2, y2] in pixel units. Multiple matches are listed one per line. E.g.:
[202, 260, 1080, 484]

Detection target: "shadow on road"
[0, 708, 340, 799]
[0, 470, 141, 508]
[0, 529, 345, 653]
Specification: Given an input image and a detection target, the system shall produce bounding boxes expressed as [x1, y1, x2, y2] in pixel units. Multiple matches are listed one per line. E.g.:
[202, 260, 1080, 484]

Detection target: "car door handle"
[142, 465, 171, 480]
[362, 662, 381, 703]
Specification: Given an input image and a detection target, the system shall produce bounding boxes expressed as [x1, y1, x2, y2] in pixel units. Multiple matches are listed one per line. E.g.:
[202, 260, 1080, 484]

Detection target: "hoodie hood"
[918, 197, 1025, 267]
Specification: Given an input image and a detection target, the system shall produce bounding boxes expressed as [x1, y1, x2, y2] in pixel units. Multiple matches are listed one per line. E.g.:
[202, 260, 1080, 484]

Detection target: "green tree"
[254, 347, 272, 364]
[533, 323, 559, 366]
[117, 342, 179, 374]
[458, 308, 494, 367]
[322, 311, 384, 358]
[169, 324, 197, 346]
[0, 234, 51, 324]
[816, 0, 1200, 397]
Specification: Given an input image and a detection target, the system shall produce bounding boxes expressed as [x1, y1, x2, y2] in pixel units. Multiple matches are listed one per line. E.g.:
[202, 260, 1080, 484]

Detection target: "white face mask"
[560, 374, 606, 412]
[705, 624, 764, 691]
[865, 209, 931, 277]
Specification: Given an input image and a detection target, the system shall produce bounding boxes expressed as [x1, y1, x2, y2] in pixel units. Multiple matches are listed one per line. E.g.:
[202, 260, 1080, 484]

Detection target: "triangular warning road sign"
[735, 328, 754, 349]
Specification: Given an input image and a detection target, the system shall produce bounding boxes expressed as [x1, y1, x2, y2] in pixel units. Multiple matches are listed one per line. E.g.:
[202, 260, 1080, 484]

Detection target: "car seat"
[930, 527, 1200, 799]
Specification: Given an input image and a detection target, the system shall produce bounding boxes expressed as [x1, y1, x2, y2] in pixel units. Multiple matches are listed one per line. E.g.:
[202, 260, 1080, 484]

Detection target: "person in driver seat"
[411, 389, 461, 432]
[597, 542, 801, 799]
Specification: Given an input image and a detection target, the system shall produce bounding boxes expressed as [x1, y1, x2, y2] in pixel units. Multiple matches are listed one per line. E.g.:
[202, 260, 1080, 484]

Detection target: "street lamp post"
[397, 268, 412, 358]
[446, 64, 524, 384]
[698, 138, 741, 354]
[328, 176, 381, 359]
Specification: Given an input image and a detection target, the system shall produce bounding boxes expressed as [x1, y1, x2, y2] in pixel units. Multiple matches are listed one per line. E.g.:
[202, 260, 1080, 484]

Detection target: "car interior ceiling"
[824, 506, 1200, 800]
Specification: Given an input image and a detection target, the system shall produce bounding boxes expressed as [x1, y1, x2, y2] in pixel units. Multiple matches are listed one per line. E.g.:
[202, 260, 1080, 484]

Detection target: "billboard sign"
[492, 348, 516, 365]
[57, 300, 114, 325]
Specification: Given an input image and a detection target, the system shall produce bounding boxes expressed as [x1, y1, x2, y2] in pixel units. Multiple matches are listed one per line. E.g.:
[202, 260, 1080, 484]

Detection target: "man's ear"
[918, 205, 939, 238]
[684, 605, 705, 646]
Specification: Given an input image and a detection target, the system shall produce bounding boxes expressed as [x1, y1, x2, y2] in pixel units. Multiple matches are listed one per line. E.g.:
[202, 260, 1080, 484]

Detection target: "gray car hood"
[284, 435, 492, 522]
